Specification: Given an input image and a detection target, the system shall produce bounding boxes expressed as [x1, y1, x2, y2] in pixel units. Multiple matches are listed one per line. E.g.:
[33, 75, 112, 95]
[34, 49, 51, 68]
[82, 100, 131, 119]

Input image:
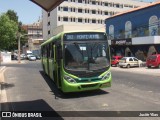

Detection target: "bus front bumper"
[61, 77, 112, 93]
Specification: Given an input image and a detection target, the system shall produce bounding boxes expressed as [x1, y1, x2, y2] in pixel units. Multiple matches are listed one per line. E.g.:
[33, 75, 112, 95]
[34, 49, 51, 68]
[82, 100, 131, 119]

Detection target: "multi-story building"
[42, 0, 149, 40]
[105, 1, 160, 61]
[22, 20, 44, 55]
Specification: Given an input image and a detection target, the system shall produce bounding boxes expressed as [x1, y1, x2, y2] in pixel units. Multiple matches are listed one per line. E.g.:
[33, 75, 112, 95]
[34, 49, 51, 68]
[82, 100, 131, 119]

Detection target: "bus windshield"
[64, 42, 110, 71]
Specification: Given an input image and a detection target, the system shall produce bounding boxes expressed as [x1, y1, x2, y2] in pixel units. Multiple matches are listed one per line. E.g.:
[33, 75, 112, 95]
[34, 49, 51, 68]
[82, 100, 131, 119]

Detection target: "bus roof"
[41, 30, 106, 46]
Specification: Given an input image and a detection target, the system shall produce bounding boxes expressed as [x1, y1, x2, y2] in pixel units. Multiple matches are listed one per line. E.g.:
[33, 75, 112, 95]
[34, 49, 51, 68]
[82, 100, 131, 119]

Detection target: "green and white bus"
[41, 31, 112, 93]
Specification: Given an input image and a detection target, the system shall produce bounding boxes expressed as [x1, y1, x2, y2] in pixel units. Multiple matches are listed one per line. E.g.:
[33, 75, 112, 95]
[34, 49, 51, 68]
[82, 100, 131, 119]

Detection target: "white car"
[119, 57, 142, 68]
[28, 55, 36, 61]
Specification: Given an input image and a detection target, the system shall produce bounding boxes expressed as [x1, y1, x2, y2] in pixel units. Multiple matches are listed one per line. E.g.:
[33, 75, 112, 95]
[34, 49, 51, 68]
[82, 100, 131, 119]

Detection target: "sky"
[0, 0, 42, 24]
[0, 0, 156, 25]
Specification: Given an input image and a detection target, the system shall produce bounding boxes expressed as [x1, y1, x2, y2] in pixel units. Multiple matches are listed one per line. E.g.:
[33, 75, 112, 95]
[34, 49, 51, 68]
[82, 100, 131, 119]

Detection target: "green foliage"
[6, 10, 18, 23]
[0, 14, 18, 50]
[0, 10, 27, 51]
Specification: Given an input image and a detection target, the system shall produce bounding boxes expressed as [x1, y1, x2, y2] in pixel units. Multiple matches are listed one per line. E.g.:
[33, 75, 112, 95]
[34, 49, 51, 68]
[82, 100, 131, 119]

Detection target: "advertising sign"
[111, 38, 132, 45]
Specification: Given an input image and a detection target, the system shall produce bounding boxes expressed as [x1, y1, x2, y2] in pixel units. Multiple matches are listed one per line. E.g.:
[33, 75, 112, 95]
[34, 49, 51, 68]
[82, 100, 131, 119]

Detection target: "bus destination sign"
[64, 33, 106, 41]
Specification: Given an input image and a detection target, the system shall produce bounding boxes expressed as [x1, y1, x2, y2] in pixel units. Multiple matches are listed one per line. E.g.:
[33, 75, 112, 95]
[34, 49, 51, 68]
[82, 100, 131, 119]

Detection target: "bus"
[41, 31, 112, 93]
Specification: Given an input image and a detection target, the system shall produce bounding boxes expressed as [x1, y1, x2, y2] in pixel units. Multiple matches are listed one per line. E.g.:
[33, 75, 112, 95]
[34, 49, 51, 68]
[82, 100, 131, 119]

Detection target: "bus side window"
[47, 44, 50, 58]
[48, 43, 52, 58]
[41, 47, 43, 57]
[51, 42, 54, 58]
[44, 46, 47, 58]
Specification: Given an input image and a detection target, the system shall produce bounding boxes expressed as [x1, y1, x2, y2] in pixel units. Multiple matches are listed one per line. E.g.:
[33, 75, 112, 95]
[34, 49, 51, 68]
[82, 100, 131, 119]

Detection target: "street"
[0, 60, 160, 120]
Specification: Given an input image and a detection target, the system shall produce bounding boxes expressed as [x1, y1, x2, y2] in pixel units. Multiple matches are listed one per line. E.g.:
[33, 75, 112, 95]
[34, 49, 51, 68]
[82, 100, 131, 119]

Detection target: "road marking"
[0, 67, 8, 103]
[102, 103, 108, 107]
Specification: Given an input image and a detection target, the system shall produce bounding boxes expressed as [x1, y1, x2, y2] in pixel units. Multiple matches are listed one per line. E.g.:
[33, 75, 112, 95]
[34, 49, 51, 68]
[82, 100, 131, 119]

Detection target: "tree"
[0, 14, 18, 50]
[0, 10, 28, 51]
[6, 10, 18, 23]
[6, 10, 28, 48]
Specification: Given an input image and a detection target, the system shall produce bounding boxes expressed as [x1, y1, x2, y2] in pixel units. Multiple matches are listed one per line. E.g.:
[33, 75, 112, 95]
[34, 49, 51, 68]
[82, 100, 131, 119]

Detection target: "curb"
[0, 66, 6, 73]
[0, 66, 7, 106]
[111, 66, 160, 76]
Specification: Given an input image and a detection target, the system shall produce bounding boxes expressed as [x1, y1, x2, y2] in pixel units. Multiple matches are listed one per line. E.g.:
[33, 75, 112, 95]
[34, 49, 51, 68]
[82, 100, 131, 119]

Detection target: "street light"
[18, 34, 28, 63]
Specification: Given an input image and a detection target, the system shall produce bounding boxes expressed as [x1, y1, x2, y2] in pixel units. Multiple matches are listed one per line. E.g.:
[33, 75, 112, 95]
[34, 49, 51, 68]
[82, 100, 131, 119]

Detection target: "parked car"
[146, 54, 160, 68]
[119, 57, 142, 68]
[111, 56, 123, 66]
[28, 55, 36, 61]
[20, 54, 27, 60]
[35, 55, 41, 60]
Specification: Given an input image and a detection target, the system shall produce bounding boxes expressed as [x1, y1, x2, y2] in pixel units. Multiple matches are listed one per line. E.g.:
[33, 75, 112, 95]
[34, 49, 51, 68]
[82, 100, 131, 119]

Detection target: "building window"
[92, 19, 96, 23]
[78, 18, 82, 23]
[48, 12, 50, 17]
[58, 7, 60, 11]
[104, 2, 108, 6]
[63, 7, 68, 11]
[115, 4, 120, 8]
[58, 17, 60, 21]
[73, 18, 75, 22]
[73, 8, 75, 12]
[109, 25, 114, 39]
[125, 21, 132, 38]
[85, 19, 87, 23]
[104, 11, 108, 15]
[48, 22, 50, 26]
[92, 1, 96, 5]
[48, 30, 50, 35]
[78, 8, 83, 13]
[63, 17, 68, 21]
[85, 9, 87, 13]
[149, 15, 158, 36]
[92, 10, 96, 14]
[78, 0, 82, 3]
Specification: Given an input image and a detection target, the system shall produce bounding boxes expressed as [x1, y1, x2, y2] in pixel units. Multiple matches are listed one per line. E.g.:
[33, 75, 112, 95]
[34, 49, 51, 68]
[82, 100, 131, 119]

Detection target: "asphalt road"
[1, 60, 160, 120]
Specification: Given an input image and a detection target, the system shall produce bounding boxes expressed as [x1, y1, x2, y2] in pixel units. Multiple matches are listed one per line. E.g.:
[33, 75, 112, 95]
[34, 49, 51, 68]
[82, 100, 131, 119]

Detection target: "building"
[22, 20, 44, 55]
[105, 1, 160, 61]
[42, 0, 149, 40]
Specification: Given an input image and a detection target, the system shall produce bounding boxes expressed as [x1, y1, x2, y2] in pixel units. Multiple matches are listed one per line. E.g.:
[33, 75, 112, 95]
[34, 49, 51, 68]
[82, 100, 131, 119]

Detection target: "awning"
[30, 0, 64, 12]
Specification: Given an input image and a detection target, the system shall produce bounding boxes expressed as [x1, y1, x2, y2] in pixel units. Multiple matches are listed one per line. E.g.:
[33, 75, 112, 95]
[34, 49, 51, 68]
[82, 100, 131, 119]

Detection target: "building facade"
[106, 1, 160, 61]
[42, 0, 149, 40]
[22, 20, 44, 55]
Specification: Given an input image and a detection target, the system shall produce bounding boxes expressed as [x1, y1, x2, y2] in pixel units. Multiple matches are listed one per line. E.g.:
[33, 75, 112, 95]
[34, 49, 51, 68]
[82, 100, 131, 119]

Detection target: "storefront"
[109, 36, 160, 61]
[106, 2, 160, 61]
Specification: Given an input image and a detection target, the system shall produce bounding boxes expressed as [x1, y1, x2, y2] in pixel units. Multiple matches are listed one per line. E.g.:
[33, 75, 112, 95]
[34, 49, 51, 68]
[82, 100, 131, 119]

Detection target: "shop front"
[110, 36, 160, 61]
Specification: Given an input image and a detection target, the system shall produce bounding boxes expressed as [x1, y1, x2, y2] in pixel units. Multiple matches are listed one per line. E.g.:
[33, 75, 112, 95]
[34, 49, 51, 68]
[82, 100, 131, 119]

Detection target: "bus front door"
[54, 44, 62, 88]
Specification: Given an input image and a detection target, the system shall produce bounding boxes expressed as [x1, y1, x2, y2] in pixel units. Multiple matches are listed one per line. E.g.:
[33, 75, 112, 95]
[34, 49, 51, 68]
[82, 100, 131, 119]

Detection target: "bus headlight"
[64, 75, 77, 83]
[101, 72, 111, 80]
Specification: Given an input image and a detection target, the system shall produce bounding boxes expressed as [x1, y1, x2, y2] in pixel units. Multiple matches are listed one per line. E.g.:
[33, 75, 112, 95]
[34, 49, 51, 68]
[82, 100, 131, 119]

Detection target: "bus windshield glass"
[64, 41, 110, 71]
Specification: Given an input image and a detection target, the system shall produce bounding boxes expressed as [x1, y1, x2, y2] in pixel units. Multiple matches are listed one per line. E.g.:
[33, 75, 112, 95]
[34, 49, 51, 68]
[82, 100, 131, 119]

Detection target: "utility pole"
[18, 34, 21, 63]
[17, 34, 28, 64]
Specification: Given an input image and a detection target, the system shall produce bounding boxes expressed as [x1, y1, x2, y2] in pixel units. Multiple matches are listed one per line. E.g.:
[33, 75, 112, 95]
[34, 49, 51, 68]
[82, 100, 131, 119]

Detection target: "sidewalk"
[111, 66, 160, 76]
[0, 65, 6, 104]
[1, 60, 26, 64]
